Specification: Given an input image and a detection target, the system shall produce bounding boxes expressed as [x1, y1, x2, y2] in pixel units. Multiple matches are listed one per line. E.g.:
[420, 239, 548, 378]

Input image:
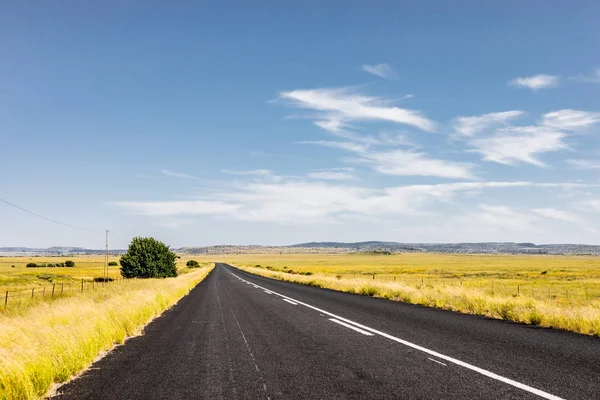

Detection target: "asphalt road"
[55, 263, 600, 399]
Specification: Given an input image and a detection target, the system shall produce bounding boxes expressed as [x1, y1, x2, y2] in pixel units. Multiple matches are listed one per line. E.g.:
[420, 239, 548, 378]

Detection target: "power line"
[0, 197, 104, 233]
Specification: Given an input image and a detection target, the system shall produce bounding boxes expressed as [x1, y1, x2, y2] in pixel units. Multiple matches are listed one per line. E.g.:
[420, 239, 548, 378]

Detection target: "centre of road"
[228, 269, 563, 400]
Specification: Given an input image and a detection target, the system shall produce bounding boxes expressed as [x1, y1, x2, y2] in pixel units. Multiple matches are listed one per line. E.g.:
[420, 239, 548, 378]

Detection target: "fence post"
[4, 291, 7, 308]
[491, 281, 494, 295]
[32, 288, 35, 299]
[518, 285, 520, 294]
[372, 274, 375, 280]
[51, 284, 55, 298]
[42, 287, 46, 298]
[81, 279, 84, 292]
[61, 283, 64, 295]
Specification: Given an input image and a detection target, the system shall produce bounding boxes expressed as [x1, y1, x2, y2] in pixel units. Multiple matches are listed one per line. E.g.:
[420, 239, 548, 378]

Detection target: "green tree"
[65, 260, 75, 267]
[120, 237, 177, 278]
[186, 260, 200, 268]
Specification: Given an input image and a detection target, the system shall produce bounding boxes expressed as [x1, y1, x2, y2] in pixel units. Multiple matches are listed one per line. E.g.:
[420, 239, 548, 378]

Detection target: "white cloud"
[111, 180, 586, 223]
[541, 109, 600, 131]
[532, 208, 579, 222]
[573, 199, 600, 213]
[221, 169, 273, 176]
[357, 149, 474, 179]
[361, 63, 396, 79]
[453, 111, 524, 136]
[304, 140, 474, 179]
[160, 169, 198, 179]
[509, 74, 559, 90]
[307, 169, 355, 181]
[460, 205, 539, 232]
[280, 87, 436, 132]
[109, 200, 241, 216]
[566, 159, 600, 169]
[469, 126, 568, 166]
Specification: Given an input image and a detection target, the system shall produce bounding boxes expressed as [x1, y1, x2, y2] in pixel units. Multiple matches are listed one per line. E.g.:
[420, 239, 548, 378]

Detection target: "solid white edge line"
[283, 299, 298, 305]
[329, 318, 374, 336]
[227, 269, 563, 400]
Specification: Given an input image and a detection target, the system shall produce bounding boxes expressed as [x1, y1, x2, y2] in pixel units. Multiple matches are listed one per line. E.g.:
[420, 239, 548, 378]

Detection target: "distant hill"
[3, 242, 600, 256]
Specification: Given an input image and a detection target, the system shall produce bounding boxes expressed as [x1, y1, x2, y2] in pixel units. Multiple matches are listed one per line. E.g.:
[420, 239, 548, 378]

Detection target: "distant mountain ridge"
[3, 241, 600, 256]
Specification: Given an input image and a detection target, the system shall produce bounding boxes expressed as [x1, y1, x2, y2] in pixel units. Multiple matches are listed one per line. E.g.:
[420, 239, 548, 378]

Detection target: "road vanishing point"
[56, 264, 599, 399]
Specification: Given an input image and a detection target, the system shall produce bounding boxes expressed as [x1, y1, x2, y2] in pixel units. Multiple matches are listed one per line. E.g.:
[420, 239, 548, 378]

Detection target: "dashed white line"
[329, 318, 374, 336]
[228, 269, 563, 400]
[282, 298, 298, 305]
[428, 357, 447, 366]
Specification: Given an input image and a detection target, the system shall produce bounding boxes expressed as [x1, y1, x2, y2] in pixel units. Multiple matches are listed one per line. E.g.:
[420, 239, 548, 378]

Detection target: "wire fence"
[320, 273, 600, 301]
[2, 277, 125, 311]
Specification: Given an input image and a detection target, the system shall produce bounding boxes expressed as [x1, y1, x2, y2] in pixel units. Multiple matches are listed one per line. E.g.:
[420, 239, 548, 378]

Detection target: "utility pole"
[104, 230, 110, 284]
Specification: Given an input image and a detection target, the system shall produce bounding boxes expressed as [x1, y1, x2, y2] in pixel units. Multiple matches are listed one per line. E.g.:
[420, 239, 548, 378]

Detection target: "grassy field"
[0, 261, 213, 400]
[0, 255, 210, 290]
[203, 253, 600, 336]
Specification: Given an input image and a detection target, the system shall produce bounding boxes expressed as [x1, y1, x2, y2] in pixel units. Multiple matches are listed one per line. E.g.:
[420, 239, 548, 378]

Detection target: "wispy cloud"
[110, 180, 595, 224]
[160, 169, 198, 179]
[570, 68, 600, 83]
[304, 141, 474, 179]
[280, 87, 436, 132]
[221, 169, 273, 176]
[460, 205, 539, 232]
[509, 74, 559, 91]
[307, 169, 355, 181]
[453, 111, 524, 136]
[469, 125, 568, 167]
[361, 63, 396, 79]
[109, 200, 240, 216]
[532, 208, 579, 222]
[459, 109, 600, 167]
[566, 159, 600, 169]
[541, 109, 600, 131]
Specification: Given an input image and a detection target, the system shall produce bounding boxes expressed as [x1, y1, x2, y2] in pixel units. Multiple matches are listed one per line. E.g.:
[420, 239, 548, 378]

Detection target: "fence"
[2, 277, 125, 310]
[313, 272, 600, 301]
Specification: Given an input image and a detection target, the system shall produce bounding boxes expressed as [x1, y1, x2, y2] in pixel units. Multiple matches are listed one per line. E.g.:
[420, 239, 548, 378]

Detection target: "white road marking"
[329, 318, 374, 336]
[264, 290, 273, 294]
[227, 269, 563, 400]
[282, 299, 298, 305]
[428, 357, 447, 366]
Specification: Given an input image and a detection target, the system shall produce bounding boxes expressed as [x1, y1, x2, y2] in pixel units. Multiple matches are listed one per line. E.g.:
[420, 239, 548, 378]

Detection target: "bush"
[119, 237, 177, 278]
[186, 260, 200, 268]
[26, 262, 38, 268]
[108, 261, 118, 266]
[65, 260, 75, 268]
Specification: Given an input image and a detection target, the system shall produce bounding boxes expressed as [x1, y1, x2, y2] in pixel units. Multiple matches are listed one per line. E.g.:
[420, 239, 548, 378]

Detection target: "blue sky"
[2, 1, 600, 248]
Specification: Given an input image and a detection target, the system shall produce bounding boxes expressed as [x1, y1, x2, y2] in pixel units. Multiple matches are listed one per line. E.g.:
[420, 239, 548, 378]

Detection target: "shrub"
[11, 265, 15, 268]
[186, 260, 200, 268]
[93, 277, 115, 282]
[120, 237, 177, 278]
[26, 263, 38, 268]
[108, 261, 118, 266]
[65, 260, 75, 268]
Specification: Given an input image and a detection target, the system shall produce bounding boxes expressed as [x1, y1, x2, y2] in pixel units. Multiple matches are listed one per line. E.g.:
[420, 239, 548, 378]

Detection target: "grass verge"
[232, 264, 600, 336]
[0, 265, 213, 400]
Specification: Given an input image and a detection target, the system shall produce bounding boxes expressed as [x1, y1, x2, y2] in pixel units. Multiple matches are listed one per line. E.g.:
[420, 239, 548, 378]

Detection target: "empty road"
[56, 263, 599, 399]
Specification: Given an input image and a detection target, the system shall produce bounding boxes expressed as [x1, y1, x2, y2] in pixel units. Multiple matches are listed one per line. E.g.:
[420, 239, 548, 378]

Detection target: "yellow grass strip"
[0, 265, 214, 400]
[234, 265, 600, 336]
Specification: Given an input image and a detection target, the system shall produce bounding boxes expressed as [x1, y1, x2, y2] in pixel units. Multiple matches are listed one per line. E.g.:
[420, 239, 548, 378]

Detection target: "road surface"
[56, 263, 599, 399]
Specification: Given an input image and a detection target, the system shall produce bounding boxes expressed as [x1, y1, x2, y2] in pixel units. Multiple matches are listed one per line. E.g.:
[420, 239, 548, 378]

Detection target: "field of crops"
[203, 253, 600, 335]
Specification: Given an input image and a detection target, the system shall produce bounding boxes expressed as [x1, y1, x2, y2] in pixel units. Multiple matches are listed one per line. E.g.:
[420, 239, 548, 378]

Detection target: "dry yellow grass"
[0, 264, 213, 400]
[202, 253, 600, 336]
[0, 255, 210, 290]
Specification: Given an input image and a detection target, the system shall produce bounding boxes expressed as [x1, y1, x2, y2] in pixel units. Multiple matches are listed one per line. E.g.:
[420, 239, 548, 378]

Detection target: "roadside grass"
[0, 265, 213, 400]
[204, 253, 600, 336]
